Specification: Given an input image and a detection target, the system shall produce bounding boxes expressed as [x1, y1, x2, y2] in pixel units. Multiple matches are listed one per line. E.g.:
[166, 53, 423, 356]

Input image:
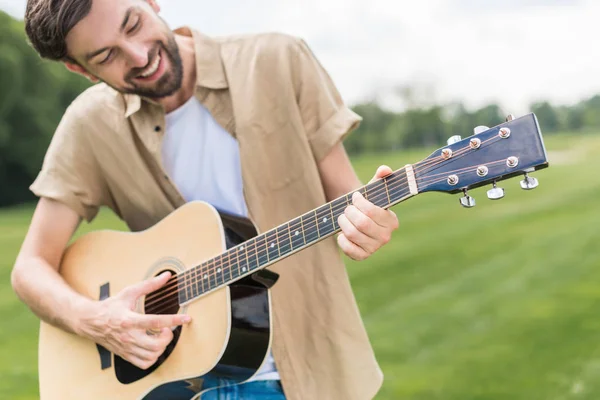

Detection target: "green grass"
[1, 133, 599, 399]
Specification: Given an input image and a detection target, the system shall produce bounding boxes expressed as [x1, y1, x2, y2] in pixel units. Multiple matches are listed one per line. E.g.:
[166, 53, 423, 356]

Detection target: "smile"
[138, 51, 161, 78]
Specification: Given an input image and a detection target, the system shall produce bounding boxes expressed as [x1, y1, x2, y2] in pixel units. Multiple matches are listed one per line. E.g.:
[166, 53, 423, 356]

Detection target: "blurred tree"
[530, 101, 561, 132]
[0, 11, 91, 207]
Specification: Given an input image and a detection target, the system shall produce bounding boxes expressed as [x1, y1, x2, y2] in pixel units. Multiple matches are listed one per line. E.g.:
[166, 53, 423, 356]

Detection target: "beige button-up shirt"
[30, 27, 383, 400]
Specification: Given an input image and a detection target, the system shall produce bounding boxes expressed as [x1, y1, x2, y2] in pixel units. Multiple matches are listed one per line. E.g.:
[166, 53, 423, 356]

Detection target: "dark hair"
[24, 0, 93, 61]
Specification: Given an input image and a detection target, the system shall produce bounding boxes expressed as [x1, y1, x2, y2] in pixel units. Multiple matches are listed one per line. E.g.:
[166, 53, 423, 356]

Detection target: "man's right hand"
[77, 271, 192, 370]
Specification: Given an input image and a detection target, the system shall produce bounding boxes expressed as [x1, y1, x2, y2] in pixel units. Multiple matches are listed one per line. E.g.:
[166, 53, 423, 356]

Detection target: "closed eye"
[98, 50, 114, 65]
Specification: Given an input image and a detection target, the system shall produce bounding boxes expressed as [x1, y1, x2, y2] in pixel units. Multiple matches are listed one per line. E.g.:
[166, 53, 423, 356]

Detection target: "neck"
[174, 166, 417, 304]
[157, 33, 197, 113]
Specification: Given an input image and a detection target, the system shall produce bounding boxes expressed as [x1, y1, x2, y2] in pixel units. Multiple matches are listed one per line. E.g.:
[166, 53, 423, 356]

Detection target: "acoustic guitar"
[38, 113, 549, 399]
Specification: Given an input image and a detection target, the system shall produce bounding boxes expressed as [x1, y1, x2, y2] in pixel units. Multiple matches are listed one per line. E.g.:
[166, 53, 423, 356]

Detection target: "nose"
[122, 42, 149, 68]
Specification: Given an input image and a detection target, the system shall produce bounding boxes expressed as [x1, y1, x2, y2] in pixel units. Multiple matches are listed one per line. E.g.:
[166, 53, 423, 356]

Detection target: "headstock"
[414, 113, 548, 207]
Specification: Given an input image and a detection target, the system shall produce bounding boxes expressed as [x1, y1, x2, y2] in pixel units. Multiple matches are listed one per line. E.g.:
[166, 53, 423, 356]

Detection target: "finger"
[123, 271, 172, 300]
[337, 233, 369, 261]
[130, 327, 173, 352]
[127, 346, 159, 363]
[368, 165, 393, 184]
[125, 354, 155, 370]
[337, 213, 379, 254]
[131, 313, 191, 330]
[351, 192, 397, 229]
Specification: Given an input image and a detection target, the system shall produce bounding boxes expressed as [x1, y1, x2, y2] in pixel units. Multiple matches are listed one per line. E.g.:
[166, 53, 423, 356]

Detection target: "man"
[12, 0, 399, 399]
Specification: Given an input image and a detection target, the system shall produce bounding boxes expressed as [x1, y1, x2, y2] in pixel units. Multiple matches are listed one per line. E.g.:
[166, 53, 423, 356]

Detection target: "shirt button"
[155, 126, 161, 132]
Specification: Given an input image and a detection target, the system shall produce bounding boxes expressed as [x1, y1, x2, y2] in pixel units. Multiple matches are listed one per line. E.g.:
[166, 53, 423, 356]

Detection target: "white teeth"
[139, 54, 161, 78]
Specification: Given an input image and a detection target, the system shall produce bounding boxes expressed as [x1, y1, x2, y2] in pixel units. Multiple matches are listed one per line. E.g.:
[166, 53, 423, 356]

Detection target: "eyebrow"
[83, 7, 135, 62]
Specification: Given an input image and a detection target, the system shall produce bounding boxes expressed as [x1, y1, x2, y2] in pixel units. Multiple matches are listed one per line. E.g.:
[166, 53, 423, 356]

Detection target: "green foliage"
[1, 133, 599, 399]
[0, 11, 91, 207]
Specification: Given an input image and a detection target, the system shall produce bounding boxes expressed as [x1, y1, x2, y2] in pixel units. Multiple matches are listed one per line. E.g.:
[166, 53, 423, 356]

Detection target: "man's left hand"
[337, 165, 399, 261]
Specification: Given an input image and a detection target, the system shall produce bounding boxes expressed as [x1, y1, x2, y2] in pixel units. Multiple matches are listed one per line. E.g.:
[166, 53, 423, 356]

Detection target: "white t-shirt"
[162, 96, 279, 381]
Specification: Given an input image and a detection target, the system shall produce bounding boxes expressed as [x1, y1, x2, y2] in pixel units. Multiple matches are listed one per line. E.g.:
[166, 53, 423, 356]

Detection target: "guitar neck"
[177, 166, 416, 304]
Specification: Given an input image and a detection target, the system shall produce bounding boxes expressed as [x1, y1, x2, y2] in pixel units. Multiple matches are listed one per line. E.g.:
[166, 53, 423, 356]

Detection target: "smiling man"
[12, 0, 399, 399]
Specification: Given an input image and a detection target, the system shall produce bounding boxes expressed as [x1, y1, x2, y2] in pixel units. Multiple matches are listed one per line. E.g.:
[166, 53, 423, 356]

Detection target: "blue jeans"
[200, 379, 286, 400]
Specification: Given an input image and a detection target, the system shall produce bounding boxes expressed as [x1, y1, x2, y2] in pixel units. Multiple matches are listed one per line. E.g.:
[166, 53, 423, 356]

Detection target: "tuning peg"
[473, 125, 489, 135]
[487, 181, 505, 200]
[505, 114, 515, 122]
[447, 135, 462, 145]
[460, 189, 476, 208]
[520, 173, 539, 190]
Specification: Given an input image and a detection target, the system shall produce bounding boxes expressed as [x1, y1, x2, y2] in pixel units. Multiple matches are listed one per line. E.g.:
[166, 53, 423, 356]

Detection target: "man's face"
[65, 0, 183, 98]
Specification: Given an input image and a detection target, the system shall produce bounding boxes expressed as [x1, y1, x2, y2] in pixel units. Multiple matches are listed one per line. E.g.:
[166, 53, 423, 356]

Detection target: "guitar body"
[38, 201, 276, 399]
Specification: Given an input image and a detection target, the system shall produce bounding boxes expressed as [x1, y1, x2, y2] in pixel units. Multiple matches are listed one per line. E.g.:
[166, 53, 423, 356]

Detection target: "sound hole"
[144, 269, 180, 316]
[114, 269, 183, 384]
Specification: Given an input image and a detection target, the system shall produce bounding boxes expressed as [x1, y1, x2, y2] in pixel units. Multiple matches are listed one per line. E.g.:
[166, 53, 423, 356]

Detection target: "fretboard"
[177, 167, 414, 304]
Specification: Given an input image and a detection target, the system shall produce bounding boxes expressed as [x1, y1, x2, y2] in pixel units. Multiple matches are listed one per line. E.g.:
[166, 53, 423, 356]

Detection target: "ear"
[64, 62, 99, 82]
[146, 0, 160, 13]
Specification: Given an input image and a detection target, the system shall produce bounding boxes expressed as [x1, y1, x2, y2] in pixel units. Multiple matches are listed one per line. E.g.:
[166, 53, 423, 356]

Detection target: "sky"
[2, 0, 599, 115]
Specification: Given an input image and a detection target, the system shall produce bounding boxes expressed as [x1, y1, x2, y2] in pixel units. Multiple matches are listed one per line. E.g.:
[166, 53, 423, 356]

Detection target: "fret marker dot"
[295, 231, 300, 236]
[204, 274, 208, 280]
[270, 243, 275, 248]
[242, 267, 247, 272]
[323, 217, 328, 223]
[217, 268, 221, 273]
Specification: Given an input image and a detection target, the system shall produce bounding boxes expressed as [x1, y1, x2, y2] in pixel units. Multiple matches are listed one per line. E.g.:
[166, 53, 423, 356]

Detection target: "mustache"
[126, 43, 162, 81]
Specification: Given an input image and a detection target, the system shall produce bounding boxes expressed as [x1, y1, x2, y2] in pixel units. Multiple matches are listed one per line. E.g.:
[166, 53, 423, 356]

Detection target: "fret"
[328, 203, 335, 232]
[184, 268, 192, 302]
[177, 273, 187, 304]
[383, 178, 391, 204]
[214, 256, 225, 288]
[243, 241, 258, 273]
[386, 170, 410, 204]
[290, 218, 305, 251]
[228, 248, 236, 282]
[316, 205, 335, 237]
[276, 224, 292, 256]
[366, 180, 387, 208]
[253, 238, 262, 270]
[300, 215, 307, 245]
[199, 261, 206, 294]
[189, 269, 198, 300]
[330, 197, 346, 231]
[266, 230, 279, 263]
[304, 211, 318, 243]
[256, 235, 268, 268]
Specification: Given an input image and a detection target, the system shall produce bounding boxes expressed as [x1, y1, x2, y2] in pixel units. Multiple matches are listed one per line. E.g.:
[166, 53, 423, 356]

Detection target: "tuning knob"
[520, 173, 539, 190]
[505, 114, 515, 122]
[473, 125, 489, 135]
[447, 135, 462, 145]
[460, 189, 476, 208]
[487, 181, 505, 200]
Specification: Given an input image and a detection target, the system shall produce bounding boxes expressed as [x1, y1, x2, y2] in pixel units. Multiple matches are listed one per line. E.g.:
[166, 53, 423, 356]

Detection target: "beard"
[122, 34, 183, 99]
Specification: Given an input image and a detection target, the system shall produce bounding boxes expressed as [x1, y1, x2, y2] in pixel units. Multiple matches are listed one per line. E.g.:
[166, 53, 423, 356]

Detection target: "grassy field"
[1, 132, 599, 399]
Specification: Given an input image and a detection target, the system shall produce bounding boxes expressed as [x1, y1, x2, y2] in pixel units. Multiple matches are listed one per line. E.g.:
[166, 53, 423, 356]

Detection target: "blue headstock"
[414, 113, 548, 205]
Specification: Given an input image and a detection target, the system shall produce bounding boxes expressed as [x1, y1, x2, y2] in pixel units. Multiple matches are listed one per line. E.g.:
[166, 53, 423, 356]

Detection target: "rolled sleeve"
[29, 102, 105, 222]
[291, 38, 362, 162]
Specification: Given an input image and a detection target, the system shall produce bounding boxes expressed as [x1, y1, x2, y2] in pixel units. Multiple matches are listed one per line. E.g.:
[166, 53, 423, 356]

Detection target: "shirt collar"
[124, 26, 228, 118]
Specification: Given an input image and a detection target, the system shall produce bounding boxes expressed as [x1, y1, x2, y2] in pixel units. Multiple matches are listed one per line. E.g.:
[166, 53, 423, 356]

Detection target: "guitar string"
[145, 133, 503, 306]
[144, 135, 505, 312]
[146, 133, 505, 307]
[145, 136, 504, 312]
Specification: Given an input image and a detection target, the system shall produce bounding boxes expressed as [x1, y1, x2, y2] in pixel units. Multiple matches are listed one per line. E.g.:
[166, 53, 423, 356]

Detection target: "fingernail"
[182, 315, 191, 323]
